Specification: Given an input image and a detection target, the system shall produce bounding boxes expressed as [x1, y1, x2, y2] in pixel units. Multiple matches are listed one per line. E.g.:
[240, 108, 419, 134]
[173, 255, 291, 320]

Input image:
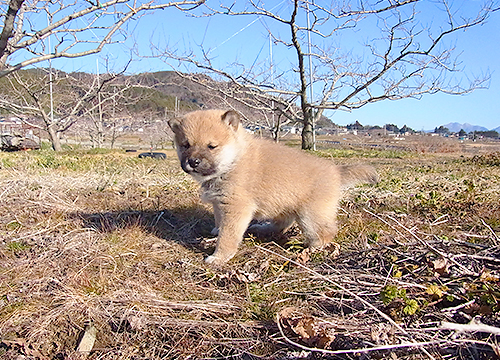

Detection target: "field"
[1, 137, 500, 359]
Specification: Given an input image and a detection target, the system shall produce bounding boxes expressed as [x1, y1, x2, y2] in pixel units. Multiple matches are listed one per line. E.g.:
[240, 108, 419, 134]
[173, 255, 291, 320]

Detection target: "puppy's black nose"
[188, 157, 201, 168]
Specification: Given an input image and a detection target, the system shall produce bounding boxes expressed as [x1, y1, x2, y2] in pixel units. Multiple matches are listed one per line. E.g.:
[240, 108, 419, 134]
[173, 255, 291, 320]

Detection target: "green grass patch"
[313, 147, 411, 159]
[6, 240, 30, 252]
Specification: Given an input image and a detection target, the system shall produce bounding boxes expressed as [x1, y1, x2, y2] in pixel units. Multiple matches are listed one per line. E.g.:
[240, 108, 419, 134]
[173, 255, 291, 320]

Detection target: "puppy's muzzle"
[181, 156, 215, 177]
[188, 157, 201, 169]
[181, 158, 197, 173]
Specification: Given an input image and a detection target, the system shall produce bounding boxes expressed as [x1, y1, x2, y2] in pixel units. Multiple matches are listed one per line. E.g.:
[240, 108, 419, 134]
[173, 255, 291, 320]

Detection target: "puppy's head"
[168, 109, 243, 182]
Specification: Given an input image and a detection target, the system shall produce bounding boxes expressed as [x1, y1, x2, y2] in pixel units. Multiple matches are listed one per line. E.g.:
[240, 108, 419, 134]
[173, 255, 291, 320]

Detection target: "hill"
[0, 69, 200, 118]
[133, 71, 335, 127]
[0, 69, 335, 129]
[441, 122, 489, 133]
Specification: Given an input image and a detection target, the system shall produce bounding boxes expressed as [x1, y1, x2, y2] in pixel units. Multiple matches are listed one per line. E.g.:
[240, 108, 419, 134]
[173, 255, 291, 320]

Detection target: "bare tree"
[0, 66, 150, 150]
[0, 0, 204, 78]
[158, 0, 498, 149]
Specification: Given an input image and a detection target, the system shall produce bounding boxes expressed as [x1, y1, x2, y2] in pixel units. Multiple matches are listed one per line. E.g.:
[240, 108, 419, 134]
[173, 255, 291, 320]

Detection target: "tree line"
[435, 126, 499, 138]
[346, 121, 415, 134]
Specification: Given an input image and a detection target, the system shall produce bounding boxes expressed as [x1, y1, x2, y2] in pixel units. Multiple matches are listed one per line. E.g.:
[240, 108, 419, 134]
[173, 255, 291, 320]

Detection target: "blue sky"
[45, 1, 500, 131]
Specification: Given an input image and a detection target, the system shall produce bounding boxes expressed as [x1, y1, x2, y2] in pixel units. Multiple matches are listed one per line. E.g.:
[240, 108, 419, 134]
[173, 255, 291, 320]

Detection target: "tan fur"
[168, 109, 378, 265]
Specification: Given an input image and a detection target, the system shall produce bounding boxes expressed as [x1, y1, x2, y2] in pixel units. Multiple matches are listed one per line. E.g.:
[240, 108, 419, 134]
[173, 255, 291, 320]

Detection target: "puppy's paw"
[210, 227, 219, 236]
[205, 255, 224, 265]
[205, 250, 236, 266]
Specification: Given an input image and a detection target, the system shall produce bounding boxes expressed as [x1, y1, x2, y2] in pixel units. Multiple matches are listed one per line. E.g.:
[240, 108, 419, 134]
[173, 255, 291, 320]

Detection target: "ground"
[0, 137, 500, 359]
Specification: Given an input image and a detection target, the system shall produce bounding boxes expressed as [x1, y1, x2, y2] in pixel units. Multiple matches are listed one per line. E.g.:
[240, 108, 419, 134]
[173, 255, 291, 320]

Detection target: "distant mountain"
[493, 126, 500, 133]
[441, 122, 489, 133]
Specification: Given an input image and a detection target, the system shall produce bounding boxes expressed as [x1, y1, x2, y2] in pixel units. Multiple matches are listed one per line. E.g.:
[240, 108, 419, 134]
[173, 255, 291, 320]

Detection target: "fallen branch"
[441, 319, 500, 336]
[440, 299, 475, 314]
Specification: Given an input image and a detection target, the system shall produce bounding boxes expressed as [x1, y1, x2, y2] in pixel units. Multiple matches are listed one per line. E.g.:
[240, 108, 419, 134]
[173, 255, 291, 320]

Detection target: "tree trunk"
[110, 124, 118, 149]
[110, 132, 116, 149]
[288, 0, 314, 150]
[47, 125, 62, 151]
[301, 108, 314, 150]
[272, 113, 281, 143]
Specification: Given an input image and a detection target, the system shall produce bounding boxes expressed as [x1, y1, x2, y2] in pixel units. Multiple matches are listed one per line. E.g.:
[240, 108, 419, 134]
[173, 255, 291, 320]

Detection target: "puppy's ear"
[221, 110, 240, 131]
[168, 118, 181, 133]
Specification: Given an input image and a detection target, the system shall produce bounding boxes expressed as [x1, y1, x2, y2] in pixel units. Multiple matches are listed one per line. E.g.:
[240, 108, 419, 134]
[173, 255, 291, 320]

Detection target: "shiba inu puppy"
[168, 109, 378, 265]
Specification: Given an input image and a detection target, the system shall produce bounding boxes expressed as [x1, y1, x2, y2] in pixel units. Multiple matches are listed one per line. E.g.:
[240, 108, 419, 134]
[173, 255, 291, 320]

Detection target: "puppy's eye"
[207, 144, 217, 150]
[181, 141, 190, 149]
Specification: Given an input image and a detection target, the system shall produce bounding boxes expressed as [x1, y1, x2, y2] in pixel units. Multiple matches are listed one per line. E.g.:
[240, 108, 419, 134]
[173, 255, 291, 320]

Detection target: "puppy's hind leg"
[248, 215, 294, 236]
[297, 207, 338, 249]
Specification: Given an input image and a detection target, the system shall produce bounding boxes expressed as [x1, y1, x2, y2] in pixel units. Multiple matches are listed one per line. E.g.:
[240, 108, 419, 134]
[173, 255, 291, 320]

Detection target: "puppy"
[168, 109, 378, 265]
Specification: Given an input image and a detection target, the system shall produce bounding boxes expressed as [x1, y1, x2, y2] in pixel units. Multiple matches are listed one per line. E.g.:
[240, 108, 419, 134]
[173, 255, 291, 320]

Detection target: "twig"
[430, 214, 449, 226]
[440, 299, 475, 313]
[384, 263, 394, 287]
[461, 233, 490, 240]
[0, 185, 10, 200]
[10, 224, 62, 242]
[481, 219, 499, 245]
[359, 274, 428, 290]
[453, 254, 500, 263]
[454, 237, 489, 248]
[453, 339, 500, 356]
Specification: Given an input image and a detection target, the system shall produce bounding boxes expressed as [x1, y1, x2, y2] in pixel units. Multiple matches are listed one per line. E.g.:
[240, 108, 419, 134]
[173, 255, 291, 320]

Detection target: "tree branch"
[0, 0, 205, 77]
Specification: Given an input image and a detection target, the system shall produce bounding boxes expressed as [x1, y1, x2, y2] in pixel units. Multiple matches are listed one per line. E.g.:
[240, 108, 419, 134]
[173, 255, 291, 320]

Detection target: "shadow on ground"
[72, 205, 216, 254]
[71, 206, 300, 258]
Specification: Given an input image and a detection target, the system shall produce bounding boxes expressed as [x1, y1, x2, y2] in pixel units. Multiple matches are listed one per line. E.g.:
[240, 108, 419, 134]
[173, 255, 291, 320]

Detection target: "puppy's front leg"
[210, 203, 222, 236]
[205, 205, 254, 265]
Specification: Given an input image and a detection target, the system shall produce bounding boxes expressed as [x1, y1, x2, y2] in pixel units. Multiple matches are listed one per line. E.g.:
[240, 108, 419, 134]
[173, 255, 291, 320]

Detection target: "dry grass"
[0, 144, 500, 359]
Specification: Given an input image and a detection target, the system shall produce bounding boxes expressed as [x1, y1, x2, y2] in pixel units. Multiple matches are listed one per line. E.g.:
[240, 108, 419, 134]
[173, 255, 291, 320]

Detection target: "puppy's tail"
[339, 164, 379, 189]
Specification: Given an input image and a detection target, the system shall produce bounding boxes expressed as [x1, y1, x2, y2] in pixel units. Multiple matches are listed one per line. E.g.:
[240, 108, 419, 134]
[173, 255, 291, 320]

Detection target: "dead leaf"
[371, 323, 395, 345]
[229, 269, 260, 283]
[279, 306, 297, 319]
[296, 248, 311, 264]
[127, 315, 146, 331]
[431, 257, 449, 277]
[278, 307, 335, 349]
[316, 328, 336, 348]
[480, 305, 493, 315]
[323, 242, 340, 258]
[292, 316, 316, 340]
[198, 237, 217, 250]
[259, 259, 270, 273]
[464, 302, 480, 315]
